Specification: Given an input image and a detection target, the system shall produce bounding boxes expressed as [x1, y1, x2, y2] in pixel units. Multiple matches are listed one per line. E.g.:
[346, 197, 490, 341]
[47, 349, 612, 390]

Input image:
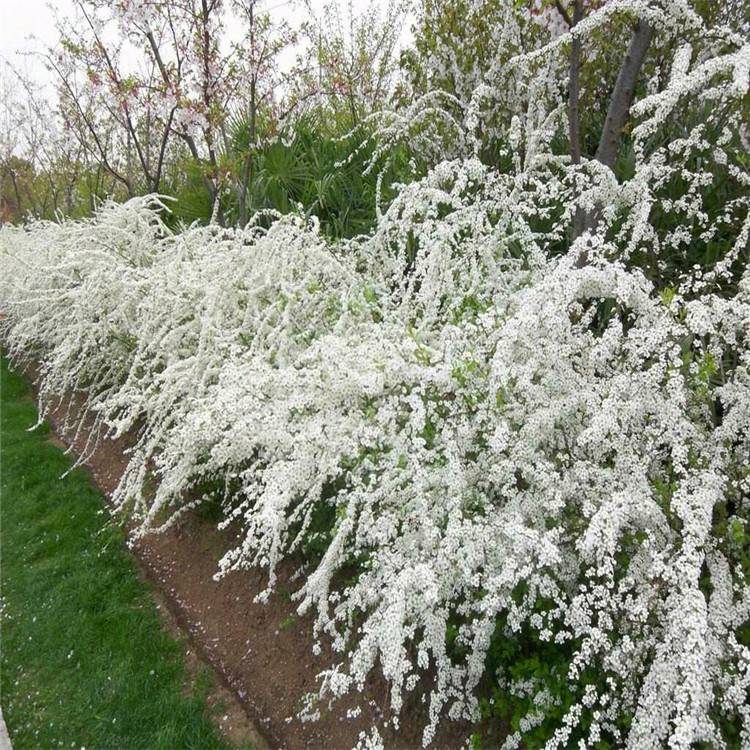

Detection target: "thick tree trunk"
[594, 19, 654, 170]
[574, 17, 654, 263]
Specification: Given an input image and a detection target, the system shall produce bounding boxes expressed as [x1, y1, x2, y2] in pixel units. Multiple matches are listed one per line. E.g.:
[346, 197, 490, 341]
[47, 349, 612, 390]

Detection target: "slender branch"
[569, 1, 585, 237]
[569, 1, 584, 166]
[47, 55, 133, 194]
[153, 106, 177, 190]
[144, 27, 216, 203]
[554, 0, 572, 28]
[77, 1, 153, 189]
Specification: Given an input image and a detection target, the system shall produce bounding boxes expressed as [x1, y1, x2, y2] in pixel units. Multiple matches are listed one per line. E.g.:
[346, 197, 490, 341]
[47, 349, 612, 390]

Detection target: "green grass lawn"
[0, 355, 248, 750]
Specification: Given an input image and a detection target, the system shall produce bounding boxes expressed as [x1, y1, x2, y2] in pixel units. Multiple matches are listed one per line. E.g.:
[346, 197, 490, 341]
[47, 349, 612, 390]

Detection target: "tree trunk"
[574, 17, 654, 263]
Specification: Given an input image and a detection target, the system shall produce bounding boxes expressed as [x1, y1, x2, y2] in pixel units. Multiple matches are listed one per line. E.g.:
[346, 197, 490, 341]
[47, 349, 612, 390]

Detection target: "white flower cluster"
[1, 4, 749, 748]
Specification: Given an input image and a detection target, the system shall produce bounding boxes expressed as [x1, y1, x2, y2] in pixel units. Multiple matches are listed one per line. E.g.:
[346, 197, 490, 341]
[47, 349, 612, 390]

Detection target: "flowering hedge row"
[2, 168, 748, 748]
[2, 3, 750, 747]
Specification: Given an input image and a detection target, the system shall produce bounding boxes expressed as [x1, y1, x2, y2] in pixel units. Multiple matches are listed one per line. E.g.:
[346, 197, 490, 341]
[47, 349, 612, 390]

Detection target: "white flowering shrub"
[0, 197, 168, 455]
[1, 2, 749, 748]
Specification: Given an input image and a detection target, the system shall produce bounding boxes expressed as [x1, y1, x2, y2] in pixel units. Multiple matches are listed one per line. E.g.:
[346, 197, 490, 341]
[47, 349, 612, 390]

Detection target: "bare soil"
[22, 367, 474, 750]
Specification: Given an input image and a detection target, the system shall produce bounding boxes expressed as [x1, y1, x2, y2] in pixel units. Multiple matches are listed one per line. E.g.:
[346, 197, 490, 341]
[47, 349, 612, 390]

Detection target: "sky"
[0, 0, 410, 90]
[0, 0, 60, 77]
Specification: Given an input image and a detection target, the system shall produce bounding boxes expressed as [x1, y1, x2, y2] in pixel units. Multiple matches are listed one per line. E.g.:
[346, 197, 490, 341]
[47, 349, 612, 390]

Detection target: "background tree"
[287, 0, 408, 130]
[230, 0, 296, 226]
